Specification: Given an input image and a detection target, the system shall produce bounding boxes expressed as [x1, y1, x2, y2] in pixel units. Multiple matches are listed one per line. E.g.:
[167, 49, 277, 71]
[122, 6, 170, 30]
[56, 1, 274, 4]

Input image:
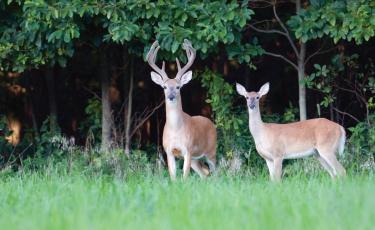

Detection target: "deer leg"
[166, 153, 176, 181]
[273, 158, 283, 182]
[205, 154, 216, 172]
[316, 155, 334, 178]
[265, 159, 275, 181]
[320, 153, 346, 178]
[191, 160, 208, 178]
[183, 153, 192, 179]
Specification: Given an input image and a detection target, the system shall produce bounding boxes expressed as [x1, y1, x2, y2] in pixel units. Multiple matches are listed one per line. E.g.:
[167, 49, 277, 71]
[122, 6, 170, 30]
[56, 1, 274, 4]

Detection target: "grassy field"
[0, 171, 374, 230]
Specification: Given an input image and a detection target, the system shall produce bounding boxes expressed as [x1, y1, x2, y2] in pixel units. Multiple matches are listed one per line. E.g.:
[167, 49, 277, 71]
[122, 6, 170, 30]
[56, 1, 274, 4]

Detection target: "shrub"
[199, 69, 254, 158]
[346, 113, 375, 173]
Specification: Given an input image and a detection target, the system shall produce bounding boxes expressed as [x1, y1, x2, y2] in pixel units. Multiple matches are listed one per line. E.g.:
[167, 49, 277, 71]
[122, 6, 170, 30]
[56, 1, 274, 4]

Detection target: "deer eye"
[163, 86, 167, 89]
[256, 96, 260, 99]
[245, 97, 249, 99]
[176, 86, 180, 89]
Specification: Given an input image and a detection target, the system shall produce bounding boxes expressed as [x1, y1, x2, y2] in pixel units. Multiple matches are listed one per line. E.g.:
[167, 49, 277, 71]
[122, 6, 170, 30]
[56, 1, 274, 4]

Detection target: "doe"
[236, 82, 346, 181]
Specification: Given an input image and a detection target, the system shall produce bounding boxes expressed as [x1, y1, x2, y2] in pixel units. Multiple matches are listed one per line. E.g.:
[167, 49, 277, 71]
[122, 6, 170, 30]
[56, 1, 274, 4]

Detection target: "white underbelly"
[284, 148, 316, 159]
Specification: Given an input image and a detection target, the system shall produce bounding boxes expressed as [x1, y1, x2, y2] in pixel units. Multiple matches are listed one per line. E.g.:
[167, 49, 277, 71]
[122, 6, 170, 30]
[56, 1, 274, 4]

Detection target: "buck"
[236, 82, 346, 181]
[147, 39, 217, 180]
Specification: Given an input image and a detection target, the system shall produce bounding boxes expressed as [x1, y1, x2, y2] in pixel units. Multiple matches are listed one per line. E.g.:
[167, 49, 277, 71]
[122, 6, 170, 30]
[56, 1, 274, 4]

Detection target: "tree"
[247, 0, 335, 120]
[288, 0, 375, 44]
[286, 0, 375, 122]
[0, 0, 261, 152]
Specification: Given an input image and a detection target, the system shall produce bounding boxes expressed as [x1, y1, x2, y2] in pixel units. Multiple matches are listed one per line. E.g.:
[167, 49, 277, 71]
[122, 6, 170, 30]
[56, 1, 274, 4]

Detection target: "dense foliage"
[0, 3, 374, 229]
[289, 0, 375, 43]
[0, 0, 374, 177]
[0, 0, 261, 72]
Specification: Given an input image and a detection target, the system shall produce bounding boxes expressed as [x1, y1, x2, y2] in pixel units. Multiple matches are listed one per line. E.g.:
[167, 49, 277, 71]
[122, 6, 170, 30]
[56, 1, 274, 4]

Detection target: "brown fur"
[237, 82, 346, 181]
[262, 118, 343, 159]
[147, 40, 216, 180]
[163, 114, 216, 159]
[161, 95, 217, 180]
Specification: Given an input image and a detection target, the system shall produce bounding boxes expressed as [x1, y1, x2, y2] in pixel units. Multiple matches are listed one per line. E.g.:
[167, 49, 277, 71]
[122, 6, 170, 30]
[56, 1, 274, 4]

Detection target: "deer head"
[236, 82, 269, 111]
[147, 39, 196, 102]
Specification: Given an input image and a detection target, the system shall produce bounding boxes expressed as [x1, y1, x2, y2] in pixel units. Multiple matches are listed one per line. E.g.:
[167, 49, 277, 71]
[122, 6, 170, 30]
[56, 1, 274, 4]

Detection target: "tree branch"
[334, 84, 356, 95]
[251, 19, 276, 27]
[249, 0, 274, 8]
[272, 1, 299, 57]
[332, 107, 360, 123]
[129, 100, 165, 139]
[305, 46, 337, 65]
[264, 51, 298, 70]
[247, 23, 286, 36]
[81, 85, 101, 100]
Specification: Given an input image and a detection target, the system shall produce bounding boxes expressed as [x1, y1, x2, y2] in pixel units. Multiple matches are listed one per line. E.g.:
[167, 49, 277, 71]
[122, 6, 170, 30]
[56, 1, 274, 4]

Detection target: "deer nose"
[248, 98, 256, 109]
[168, 94, 175, 101]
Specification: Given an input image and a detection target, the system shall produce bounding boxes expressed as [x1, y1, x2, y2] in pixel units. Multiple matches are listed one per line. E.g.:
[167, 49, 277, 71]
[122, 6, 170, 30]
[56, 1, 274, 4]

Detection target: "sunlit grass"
[0, 171, 374, 230]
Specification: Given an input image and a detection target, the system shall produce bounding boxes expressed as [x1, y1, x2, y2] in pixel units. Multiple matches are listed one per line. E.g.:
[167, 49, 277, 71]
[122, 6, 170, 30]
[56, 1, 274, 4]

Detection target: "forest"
[0, 1, 374, 229]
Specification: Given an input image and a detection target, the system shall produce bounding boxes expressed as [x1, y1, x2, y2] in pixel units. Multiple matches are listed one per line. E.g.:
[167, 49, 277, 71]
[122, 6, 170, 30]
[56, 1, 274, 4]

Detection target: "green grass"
[0, 172, 374, 230]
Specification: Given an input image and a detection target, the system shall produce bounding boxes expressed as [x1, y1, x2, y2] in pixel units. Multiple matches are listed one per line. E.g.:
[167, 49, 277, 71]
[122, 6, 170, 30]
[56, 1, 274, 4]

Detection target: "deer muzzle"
[167, 91, 176, 101]
[248, 98, 256, 109]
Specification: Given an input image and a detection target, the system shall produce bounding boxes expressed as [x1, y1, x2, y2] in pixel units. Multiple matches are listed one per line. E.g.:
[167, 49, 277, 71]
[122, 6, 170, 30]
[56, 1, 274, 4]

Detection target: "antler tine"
[146, 40, 158, 61]
[175, 39, 196, 79]
[175, 58, 181, 71]
[151, 46, 159, 64]
[146, 40, 168, 80]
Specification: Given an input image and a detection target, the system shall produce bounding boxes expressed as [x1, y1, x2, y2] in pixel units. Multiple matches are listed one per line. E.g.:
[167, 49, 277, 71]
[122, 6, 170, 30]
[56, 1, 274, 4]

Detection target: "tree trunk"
[45, 68, 58, 133]
[124, 57, 134, 156]
[100, 48, 112, 151]
[29, 96, 39, 138]
[123, 52, 128, 152]
[296, 0, 307, 121]
[297, 43, 307, 120]
[329, 103, 334, 121]
[24, 72, 39, 138]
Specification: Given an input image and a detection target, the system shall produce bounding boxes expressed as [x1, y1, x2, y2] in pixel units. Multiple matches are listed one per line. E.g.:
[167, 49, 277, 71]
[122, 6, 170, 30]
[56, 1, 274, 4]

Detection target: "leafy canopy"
[0, 0, 261, 72]
[288, 0, 375, 43]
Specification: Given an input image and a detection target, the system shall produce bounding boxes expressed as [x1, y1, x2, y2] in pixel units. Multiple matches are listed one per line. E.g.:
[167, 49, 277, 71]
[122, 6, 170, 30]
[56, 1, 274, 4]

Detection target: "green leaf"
[64, 31, 71, 43]
[53, 9, 59, 19]
[313, 64, 321, 70]
[371, 17, 375, 26]
[171, 40, 179, 53]
[238, 17, 246, 28]
[227, 11, 235, 21]
[47, 30, 62, 43]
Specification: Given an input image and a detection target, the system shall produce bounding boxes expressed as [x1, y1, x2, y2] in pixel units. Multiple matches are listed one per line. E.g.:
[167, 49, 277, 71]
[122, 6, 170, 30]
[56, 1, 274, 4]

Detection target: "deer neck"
[165, 97, 185, 129]
[248, 106, 265, 141]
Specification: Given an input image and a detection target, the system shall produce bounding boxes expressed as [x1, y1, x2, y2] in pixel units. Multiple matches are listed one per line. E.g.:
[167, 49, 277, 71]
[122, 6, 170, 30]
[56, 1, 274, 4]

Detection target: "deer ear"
[258, 82, 270, 97]
[180, 71, 192, 86]
[236, 83, 247, 97]
[151, 71, 164, 86]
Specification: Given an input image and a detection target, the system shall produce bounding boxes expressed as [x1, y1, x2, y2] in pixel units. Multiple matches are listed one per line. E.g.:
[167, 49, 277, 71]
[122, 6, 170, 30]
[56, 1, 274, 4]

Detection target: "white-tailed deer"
[147, 39, 217, 180]
[236, 82, 346, 181]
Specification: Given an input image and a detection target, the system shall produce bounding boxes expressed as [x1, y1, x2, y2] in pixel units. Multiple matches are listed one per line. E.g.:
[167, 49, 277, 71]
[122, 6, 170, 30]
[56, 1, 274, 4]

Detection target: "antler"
[146, 41, 168, 80]
[175, 39, 196, 80]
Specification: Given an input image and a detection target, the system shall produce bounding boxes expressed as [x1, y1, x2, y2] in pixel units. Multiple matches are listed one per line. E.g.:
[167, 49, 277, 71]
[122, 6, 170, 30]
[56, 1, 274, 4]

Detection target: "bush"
[79, 98, 102, 145]
[199, 70, 259, 170]
[346, 113, 375, 173]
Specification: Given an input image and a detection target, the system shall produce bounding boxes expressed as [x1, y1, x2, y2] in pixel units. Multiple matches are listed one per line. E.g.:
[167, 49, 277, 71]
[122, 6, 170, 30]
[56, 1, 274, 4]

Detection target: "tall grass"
[1, 133, 374, 230]
[0, 170, 374, 230]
